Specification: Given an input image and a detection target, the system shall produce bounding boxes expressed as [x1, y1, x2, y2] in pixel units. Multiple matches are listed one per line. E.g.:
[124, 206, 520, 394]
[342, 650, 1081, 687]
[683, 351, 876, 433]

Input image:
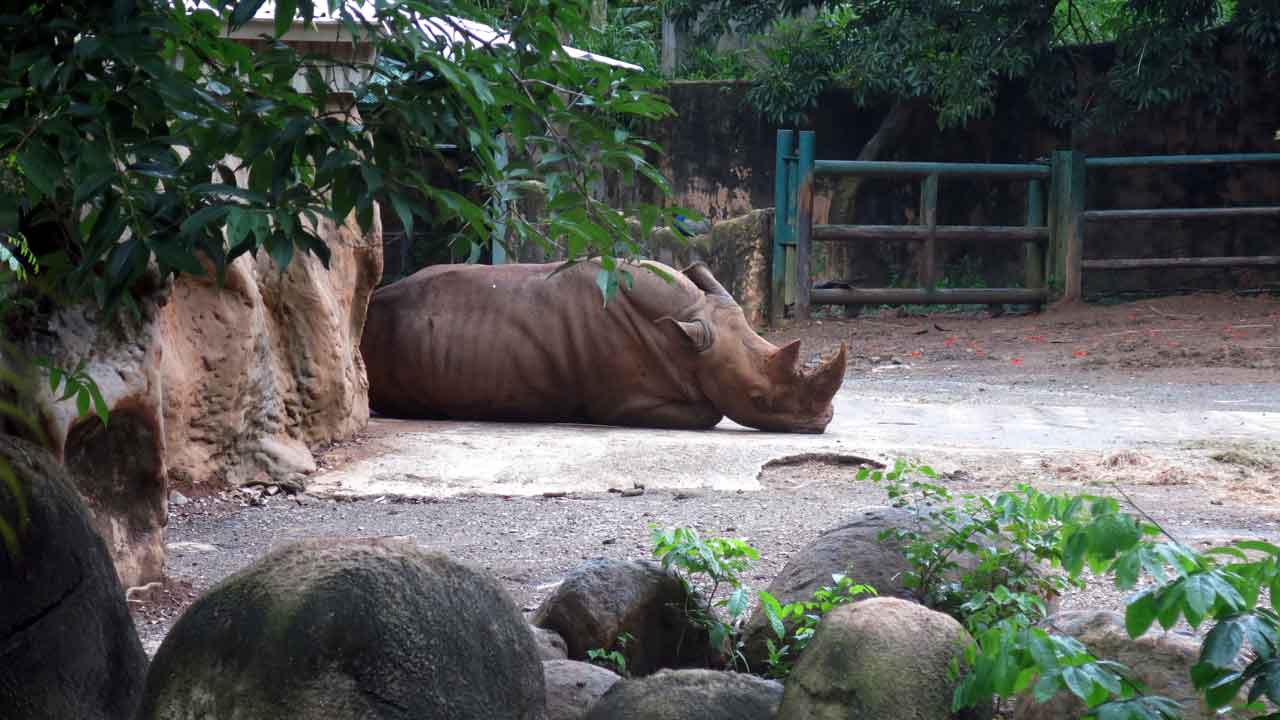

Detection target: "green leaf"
[75, 388, 91, 417]
[596, 268, 618, 306]
[727, 587, 749, 619]
[266, 231, 294, 271]
[1125, 590, 1157, 638]
[229, 0, 269, 30]
[1202, 620, 1245, 670]
[1183, 574, 1215, 619]
[390, 192, 414, 243]
[1203, 672, 1244, 710]
[87, 380, 109, 427]
[758, 591, 786, 640]
[181, 205, 232, 237]
[17, 141, 62, 199]
[1236, 541, 1280, 556]
[47, 366, 62, 394]
[274, 0, 297, 36]
[1062, 666, 1095, 702]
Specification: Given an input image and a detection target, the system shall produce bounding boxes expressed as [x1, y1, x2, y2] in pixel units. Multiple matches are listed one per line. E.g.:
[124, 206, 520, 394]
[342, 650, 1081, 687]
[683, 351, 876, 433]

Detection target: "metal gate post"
[794, 130, 816, 321]
[771, 130, 794, 325]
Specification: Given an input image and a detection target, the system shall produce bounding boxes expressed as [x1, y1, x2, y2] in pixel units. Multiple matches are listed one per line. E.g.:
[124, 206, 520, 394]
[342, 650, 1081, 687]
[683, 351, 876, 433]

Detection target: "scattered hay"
[1145, 467, 1194, 486]
[1101, 450, 1150, 469]
[1210, 447, 1280, 471]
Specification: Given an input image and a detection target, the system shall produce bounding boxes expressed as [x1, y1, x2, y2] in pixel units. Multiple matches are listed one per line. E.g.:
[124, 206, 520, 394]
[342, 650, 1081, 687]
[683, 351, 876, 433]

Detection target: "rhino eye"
[750, 394, 772, 412]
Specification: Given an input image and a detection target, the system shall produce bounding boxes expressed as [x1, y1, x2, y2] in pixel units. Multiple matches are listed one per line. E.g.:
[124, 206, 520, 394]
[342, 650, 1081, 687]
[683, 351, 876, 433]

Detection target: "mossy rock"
[139, 538, 544, 719]
[0, 434, 148, 720]
[777, 597, 986, 720]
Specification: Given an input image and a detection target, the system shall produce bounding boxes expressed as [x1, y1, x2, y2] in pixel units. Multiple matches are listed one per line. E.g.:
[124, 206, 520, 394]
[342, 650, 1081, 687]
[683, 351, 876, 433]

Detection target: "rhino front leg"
[600, 398, 724, 431]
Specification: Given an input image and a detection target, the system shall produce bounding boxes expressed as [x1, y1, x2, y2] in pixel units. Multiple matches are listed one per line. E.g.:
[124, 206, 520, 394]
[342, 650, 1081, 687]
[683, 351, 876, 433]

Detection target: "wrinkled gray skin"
[362, 260, 847, 433]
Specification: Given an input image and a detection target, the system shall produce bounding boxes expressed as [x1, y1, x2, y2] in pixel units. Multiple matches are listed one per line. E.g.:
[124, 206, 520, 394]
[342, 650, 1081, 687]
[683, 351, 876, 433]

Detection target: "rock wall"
[19, 212, 382, 588]
[644, 43, 1280, 295]
[160, 213, 382, 491]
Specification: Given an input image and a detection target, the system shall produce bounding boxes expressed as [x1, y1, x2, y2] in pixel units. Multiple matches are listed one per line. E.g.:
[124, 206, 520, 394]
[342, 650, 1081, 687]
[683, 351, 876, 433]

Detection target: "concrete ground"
[308, 372, 1280, 499]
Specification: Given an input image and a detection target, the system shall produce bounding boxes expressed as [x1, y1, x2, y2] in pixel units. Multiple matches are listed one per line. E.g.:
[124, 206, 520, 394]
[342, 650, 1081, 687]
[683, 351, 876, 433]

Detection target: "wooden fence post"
[1049, 150, 1085, 300]
[919, 174, 939, 291]
[1024, 178, 1045, 306]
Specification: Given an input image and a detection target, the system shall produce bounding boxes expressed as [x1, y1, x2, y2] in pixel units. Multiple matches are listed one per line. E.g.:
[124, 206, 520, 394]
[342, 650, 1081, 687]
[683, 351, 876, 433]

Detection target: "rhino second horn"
[810, 343, 848, 399]
[683, 262, 734, 300]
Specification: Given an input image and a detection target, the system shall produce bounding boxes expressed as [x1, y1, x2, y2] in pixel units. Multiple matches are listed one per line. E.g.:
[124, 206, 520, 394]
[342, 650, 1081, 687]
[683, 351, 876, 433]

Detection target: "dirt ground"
[132, 292, 1280, 655]
[775, 292, 1280, 378]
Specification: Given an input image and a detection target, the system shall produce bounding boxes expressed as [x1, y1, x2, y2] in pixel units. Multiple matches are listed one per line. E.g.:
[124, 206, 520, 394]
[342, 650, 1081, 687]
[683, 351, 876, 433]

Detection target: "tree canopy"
[667, 0, 1280, 130]
[0, 0, 679, 317]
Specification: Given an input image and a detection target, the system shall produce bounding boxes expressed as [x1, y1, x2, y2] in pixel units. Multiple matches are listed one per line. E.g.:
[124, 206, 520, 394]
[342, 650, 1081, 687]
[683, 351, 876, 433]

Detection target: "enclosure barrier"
[774, 134, 1280, 321]
[1061, 152, 1280, 299]
[773, 130, 1052, 322]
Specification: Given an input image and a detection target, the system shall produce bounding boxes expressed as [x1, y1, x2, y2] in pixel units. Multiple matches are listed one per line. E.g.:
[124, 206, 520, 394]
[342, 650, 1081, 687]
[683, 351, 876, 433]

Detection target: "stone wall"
[646, 43, 1280, 295]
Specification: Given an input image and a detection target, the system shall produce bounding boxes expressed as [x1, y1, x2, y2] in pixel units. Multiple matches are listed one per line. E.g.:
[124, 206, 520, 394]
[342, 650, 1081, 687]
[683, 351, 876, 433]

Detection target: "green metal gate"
[773, 130, 1053, 322]
[1066, 152, 1280, 300]
[773, 132, 1280, 322]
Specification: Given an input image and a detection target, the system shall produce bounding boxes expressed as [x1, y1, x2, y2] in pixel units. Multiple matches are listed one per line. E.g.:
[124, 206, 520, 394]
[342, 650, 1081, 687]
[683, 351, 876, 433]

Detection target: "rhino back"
[361, 262, 708, 423]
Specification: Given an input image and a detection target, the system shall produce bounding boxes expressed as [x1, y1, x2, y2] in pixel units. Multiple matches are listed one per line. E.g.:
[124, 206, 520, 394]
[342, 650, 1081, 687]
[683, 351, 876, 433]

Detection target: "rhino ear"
[655, 316, 713, 353]
[767, 340, 802, 381]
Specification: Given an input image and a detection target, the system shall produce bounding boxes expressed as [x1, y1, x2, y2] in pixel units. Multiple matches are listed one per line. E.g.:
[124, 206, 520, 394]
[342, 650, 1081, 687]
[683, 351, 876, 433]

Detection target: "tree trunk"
[824, 99, 927, 311]
[590, 0, 607, 30]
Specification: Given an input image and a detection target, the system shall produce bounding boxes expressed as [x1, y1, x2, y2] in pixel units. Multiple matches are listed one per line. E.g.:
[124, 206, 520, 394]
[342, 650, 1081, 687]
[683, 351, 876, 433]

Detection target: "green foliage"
[1, 233, 37, 282]
[1, 232, 40, 323]
[576, 2, 662, 74]
[759, 574, 876, 678]
[652, 524, 874, 677]
[676, 47, 754, 81]
[588, 631, 633, 676]
[669, 0, 1280, 132]
[860, 460, 1280, 719]
[34, 357, 109, 427]
[651, 525, 769, 670]
[0, 0, 684, 317]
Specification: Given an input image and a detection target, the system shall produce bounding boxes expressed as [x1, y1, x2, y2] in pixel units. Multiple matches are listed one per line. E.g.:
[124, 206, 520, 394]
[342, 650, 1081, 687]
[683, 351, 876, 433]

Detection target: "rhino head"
[654, 264, 847, 434]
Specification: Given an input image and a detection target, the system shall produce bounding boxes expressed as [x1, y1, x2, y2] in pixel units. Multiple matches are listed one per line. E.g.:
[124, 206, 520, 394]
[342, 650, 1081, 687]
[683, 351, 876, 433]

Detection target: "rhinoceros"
[360, 260, 847, 433]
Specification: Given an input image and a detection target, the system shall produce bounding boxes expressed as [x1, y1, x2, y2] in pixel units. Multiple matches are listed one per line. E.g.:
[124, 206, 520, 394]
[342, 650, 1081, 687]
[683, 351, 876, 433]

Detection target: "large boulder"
[741, 506, 919, 667]
[777, 597, 980, 720]
[544, 660, 621, 720]
[587, 669, 783, 720]
[138, 538, 543, 720]
[697, 208, 772, 328]
[532, 559, 718, 676]
[1014, 610, 1216, 720]
[0, 435, 148, 720]
[16, 299, 169, 588]
[15, 209, 381, 587]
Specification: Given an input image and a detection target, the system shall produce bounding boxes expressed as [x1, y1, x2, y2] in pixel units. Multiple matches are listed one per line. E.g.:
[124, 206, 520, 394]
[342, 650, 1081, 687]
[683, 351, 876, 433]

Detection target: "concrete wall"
[647, 44, 1280, 296]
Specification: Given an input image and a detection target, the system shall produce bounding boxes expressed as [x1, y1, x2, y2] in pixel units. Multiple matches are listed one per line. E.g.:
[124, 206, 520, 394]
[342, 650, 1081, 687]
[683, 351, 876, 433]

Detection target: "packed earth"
[131, 292, 1280, 656]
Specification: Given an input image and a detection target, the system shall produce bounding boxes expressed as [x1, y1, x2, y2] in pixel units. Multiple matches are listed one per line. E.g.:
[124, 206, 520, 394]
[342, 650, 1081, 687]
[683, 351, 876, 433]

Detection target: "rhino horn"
[766, 340, 802, 382]
[809, 343, 848, 399]
[682, 263, 733, 300]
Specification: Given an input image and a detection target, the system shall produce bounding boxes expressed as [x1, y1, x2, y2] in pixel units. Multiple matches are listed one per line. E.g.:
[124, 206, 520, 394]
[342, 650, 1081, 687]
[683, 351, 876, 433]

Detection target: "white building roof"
[224, 1, 643, 71]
